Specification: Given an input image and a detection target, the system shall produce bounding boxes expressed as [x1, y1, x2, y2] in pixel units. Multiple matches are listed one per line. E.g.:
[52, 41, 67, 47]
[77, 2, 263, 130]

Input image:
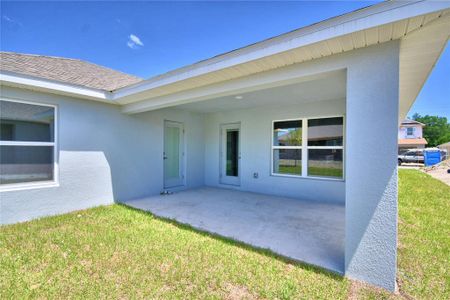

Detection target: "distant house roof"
[398, 138, 428, 146]
[0, 52, 142, 91]
[401, 119, 425, 126]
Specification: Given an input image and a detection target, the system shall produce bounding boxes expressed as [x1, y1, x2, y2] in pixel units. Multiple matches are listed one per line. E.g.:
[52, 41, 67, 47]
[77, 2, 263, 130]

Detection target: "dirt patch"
[347, 279, 398, 300]
[223, 282, 258, 300]
[421, 159, 450, 186]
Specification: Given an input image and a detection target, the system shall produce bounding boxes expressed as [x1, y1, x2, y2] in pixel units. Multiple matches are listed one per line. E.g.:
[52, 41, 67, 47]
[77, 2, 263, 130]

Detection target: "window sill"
[270, 173, 345, 182]
[0, 181, 59, 192]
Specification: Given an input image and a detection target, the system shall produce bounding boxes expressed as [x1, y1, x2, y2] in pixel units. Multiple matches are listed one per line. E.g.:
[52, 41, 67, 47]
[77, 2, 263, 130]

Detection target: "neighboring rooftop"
[398, 138, 428, 145]
[401, 119, 426, 126]
[0, 52, 142, 91]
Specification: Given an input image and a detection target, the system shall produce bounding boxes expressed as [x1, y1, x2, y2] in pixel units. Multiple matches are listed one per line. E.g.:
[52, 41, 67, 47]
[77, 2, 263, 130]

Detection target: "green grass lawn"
[279, 165, 343, 178]
[1, 170, 449, 299]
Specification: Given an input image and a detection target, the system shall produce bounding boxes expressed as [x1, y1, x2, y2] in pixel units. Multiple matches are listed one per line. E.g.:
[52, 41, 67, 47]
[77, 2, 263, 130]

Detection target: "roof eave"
[112, 0, 450, 103]
[0, 71, 115, 103]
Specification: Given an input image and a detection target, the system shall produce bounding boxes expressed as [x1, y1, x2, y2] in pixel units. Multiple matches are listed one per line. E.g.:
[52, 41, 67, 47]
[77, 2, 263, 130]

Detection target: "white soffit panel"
[399, 12, 450, 120]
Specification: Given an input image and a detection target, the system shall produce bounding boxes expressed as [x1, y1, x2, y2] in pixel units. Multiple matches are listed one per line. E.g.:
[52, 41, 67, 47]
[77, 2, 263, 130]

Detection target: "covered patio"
[124, 187, 345, 273]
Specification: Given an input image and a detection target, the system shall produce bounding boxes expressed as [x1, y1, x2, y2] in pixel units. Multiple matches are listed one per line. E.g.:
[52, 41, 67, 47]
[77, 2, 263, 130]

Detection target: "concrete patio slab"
[123, 187, 345, 274]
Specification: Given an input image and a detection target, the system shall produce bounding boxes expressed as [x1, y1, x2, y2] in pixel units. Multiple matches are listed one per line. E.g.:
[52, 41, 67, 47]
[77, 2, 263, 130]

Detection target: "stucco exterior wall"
[0, 86, 205, 224]
[344, 41, 399, 291]
[203, 99, 346, 204]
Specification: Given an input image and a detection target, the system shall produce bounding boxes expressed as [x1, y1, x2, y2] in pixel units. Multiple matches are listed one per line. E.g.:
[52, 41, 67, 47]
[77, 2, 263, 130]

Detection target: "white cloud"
[130, 34, 143, 46]
[127, 34, 144, 49]
[3, 15, 13, 22]
[2, 15, 22, 27]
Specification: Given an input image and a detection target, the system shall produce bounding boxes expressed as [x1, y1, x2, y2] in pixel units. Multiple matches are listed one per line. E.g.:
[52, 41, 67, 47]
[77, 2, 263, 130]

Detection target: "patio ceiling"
[175, 70, 345, 113]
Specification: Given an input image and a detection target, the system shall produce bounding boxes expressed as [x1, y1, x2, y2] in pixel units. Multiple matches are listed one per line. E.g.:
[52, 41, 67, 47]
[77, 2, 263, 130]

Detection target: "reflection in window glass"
[0, 101, 55, 142]
[307, 117, 343, 146]
[0, 100, 56, 186]
[308, 149, 343, 178]
[226, 130, 239, 177]
[273, 120, 302, 146]
[0, 146, 54, 185]
[273, 149, 302, 175]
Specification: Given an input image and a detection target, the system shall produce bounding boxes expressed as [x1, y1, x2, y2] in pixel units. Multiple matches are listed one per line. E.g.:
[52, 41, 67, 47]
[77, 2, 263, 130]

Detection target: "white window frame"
[271, 115, 345, 181]
[0, 98, 59, 191]
[271, 118, 304, 178]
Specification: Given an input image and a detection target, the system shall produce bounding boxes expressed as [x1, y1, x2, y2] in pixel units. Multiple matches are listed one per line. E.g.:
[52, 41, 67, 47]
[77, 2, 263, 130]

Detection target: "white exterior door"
[164, 121, 184, 188]
[220, 123, 241, 186]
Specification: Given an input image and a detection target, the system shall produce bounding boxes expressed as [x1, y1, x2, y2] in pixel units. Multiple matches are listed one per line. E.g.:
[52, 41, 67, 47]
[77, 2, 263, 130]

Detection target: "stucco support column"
[345, 41, 399, 291]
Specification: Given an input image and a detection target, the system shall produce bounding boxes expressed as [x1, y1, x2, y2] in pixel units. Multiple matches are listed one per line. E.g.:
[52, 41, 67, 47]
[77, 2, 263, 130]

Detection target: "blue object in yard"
[424, 149, 441, 166]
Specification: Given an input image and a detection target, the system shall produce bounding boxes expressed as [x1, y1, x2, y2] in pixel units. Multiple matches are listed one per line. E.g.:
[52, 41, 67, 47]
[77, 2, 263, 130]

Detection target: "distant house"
[398, 119, 427, 154]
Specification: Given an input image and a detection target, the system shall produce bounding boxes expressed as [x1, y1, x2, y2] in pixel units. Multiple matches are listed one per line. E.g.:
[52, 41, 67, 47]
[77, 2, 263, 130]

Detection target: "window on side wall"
[0, 100, 57, 188]
[271, 116, 344, 180]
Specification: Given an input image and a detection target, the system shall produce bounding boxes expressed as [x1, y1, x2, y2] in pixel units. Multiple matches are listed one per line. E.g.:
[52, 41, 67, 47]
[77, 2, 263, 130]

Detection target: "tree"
[286, 128, 302, 146]
[286, 129, 302, 168]
[411, 113, 450, 147]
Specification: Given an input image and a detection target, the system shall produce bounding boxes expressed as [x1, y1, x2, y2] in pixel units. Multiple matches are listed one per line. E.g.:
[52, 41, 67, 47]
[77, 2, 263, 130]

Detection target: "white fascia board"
[113, 0, 450, 101]
[0, 71, 114, 103]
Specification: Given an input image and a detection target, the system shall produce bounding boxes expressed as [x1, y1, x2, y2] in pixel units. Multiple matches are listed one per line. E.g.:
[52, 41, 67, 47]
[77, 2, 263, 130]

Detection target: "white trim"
[270, 172, 344, 182]
[0, 71, 113, 103]
[0, 141, 55, 146]
[272, 146, 302, 150]
[271, 115, 345, 181]
[0, 181, 59, 192]
[301, 119, 308, 177]
[271, 118, 304, 177]
[0, 98, 59, 191]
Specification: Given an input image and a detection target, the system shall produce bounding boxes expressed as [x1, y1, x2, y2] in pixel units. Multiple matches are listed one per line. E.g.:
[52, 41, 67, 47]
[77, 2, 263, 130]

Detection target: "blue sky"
[1, 1, 449, 119]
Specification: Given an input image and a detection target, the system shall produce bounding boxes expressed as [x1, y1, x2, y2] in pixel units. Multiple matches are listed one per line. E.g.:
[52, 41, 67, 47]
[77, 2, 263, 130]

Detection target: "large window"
[272, 116, 344, 179]
[0, 100, 57, 188]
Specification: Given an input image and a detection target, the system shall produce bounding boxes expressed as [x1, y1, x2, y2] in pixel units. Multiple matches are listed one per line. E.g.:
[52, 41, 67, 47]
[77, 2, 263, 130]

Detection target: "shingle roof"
[0, 52, 142, 91]
[401, 119, 425, 126]
[398, 138, 428, 146]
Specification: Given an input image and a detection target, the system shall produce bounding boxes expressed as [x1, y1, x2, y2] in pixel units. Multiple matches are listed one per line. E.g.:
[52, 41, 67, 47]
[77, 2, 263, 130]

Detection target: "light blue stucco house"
[1, 1, 449, 291]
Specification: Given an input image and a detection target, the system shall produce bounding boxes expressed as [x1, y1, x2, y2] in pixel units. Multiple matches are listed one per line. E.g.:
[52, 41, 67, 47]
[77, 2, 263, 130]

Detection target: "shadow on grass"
[117, 202, 345, 283]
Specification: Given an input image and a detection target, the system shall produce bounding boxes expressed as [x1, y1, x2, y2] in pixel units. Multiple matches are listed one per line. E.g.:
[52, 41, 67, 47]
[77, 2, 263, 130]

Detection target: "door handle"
[163, 156, 168, 160]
